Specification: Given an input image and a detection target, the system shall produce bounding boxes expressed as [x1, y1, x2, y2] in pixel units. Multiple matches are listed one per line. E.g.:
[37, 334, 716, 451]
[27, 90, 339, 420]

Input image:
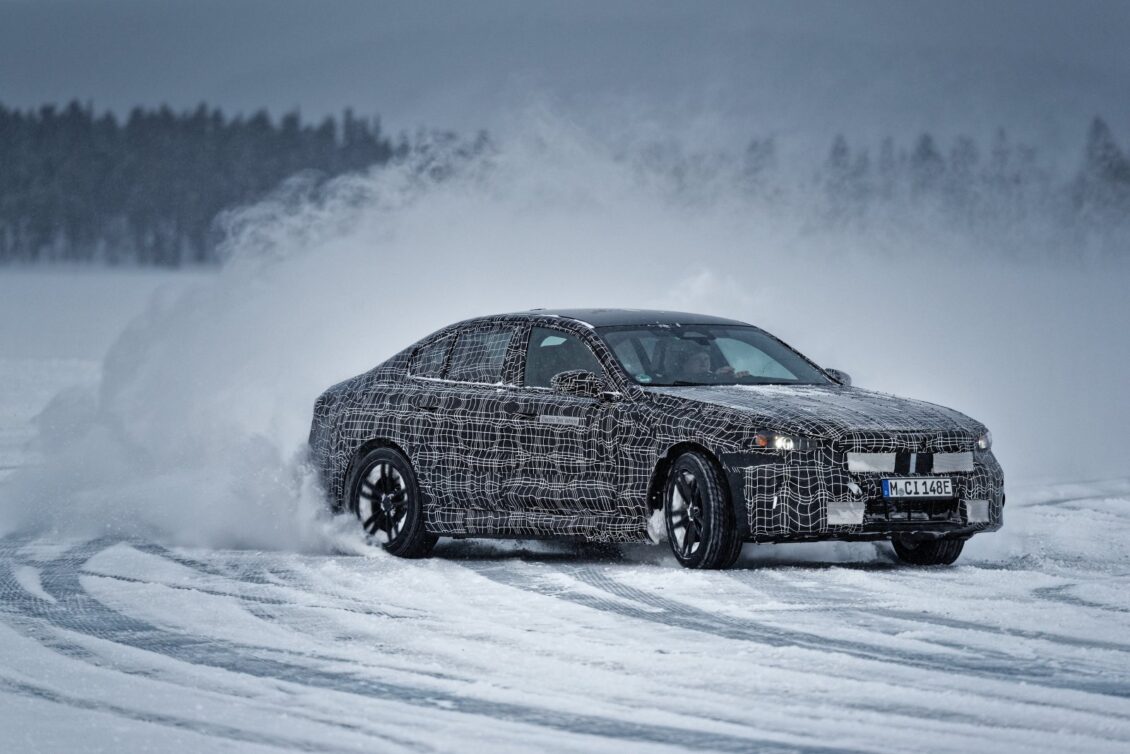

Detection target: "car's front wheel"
[891, 536, 964, 566]
[346, 447, 437, 558]
[663, 451, 742, 569]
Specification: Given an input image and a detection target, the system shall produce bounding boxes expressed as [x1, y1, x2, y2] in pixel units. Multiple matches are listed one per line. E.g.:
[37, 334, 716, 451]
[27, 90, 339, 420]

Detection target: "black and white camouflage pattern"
[308, 310, 1004, 544]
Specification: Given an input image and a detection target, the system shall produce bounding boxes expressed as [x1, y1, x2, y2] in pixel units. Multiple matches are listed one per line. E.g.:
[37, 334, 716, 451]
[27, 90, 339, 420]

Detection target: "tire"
[891, 536, 964, 566]
[663, 451, 741, 569]
[345, 446, 437, 558]
[719, 525, 745, 569]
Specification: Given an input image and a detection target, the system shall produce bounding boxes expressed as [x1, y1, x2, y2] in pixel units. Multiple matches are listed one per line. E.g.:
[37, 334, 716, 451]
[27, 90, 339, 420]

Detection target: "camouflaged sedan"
[309, 309, 1003, 568]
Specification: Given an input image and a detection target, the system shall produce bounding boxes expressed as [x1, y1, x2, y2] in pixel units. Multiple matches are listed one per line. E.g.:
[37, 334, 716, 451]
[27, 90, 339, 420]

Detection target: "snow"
[1, 135, 1128, 750]
[2, 302, 1129, 754]
[11, 565, 54, 603]
[2, 495, 1130, 752]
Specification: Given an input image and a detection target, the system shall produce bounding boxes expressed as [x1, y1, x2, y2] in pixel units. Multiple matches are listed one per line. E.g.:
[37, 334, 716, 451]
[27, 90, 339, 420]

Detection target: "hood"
[647, 384, 985, 449]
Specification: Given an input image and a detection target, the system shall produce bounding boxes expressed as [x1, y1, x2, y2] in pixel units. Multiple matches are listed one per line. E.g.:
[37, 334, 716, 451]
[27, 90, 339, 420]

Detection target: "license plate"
[882, 478, 954, 498]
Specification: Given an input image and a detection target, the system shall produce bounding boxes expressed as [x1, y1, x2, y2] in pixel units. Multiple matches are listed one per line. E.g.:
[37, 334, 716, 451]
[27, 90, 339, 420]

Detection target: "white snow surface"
[2, 480, 1130, 752]
[1, 134, 1129, 750]
[0, 276, 1128, 753]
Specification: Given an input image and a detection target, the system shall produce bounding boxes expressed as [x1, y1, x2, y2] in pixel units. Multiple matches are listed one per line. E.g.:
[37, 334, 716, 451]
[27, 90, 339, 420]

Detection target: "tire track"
[1019, 478, 1130, 509]
[1033, 583, 1130, 615]
[130, 543, 431, 620]
[0, 674, 384, 754]
[456, 558, 1130, 703]
[0, 536, 857, 754]
[721, 568, 1130, 655]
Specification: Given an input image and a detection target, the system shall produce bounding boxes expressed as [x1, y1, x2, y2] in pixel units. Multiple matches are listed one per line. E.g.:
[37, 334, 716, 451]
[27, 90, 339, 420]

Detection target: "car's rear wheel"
[346, 447, 436, 558]
[664, 451, 741, 569]
[891, 536, 964, 566]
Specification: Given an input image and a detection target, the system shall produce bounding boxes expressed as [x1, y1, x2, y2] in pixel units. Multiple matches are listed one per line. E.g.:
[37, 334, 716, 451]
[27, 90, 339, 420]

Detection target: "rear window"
[409, 334, 454, 378]
[446, 327, 516, 384]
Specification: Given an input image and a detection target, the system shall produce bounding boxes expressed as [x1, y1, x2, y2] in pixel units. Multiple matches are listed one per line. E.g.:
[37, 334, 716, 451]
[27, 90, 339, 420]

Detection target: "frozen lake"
[3, 477, 1130, 753]
[1, 272, 1128, 752]
[2, 357, 1129, 752]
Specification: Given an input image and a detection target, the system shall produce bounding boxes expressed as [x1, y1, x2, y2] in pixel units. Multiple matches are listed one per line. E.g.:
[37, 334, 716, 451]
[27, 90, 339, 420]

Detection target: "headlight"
[976, 430, 992, 451]
[753, 432, 819, 451]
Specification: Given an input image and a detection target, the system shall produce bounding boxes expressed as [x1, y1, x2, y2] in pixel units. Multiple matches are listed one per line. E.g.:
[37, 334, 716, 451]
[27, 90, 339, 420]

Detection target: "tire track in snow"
[721, 568, 1130, 655]
[0, 674, 382, 754]
[130, 543, 433, 621]
[1019, 477, 1130, 509]
[0, 536, 858, 754]
[456, 558, 1130, 702]
[1032, 583, 1130, 615]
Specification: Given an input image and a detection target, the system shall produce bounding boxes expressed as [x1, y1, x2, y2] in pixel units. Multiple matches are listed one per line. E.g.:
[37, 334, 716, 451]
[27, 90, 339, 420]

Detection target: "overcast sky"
[2, 0, 1127, 154]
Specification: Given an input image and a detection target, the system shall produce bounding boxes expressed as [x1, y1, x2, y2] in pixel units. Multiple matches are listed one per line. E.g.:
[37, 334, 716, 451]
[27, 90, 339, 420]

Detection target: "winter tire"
[891, 536, 964, 566]
[664, 451, 741, 569]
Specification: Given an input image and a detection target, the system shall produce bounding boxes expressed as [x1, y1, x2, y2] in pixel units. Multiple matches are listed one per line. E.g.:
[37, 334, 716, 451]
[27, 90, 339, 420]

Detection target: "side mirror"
[550, 370, 604, 398]
[825, 368, 852, 387]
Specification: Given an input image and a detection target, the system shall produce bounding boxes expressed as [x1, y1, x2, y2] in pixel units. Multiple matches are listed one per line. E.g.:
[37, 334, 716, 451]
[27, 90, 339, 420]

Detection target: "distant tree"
[822, 135, 873, 220]
[822, 134, 852, 218]
[741, 136, 776, 195]
[943, 135, 980, 213]
[827, 135, 851, 176]
[910, 133, 945, 195]
[987, 128, 1013, 187]
[1082, 117, 1128, 178]
[1073, 116, 1130, 216]
[949, 136, 980, 177]
[850, 148, 872, 203]
[876, 137, 897, 200]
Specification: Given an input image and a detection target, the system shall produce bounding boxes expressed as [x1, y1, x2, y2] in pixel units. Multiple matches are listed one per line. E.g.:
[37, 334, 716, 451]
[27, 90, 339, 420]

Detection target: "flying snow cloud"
[1, 111, 1127, 550]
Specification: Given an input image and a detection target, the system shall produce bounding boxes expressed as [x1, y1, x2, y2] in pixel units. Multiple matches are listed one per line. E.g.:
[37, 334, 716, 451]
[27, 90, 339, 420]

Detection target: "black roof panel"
[506, 308, 752, 327]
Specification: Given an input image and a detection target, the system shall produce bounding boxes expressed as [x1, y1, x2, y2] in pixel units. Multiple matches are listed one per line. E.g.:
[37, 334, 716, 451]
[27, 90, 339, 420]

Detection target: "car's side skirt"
[423, 504, 650, 543]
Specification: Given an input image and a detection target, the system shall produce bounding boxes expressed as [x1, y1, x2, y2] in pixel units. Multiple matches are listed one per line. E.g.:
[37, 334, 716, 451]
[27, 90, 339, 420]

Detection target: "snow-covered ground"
[2, 272, 1129, 753]
[2, 137, 1129, 751]
[2, 473, 1130, 752]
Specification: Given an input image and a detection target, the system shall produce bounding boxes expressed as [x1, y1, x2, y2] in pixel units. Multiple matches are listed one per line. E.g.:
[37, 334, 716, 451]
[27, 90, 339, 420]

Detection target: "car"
[308, 309, 1004, 568]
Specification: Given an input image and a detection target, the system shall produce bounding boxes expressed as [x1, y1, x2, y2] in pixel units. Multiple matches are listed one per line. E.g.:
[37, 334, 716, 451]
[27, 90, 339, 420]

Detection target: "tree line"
[0, 102, 401, 265]
[1, 101, 1127, 265]
[809, 117, 1130, 237]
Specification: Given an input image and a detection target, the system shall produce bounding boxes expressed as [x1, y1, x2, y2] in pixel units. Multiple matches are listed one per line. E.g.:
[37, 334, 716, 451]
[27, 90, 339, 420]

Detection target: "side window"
[409, 333, 454, 378]
[447, 327, 516, 384]
[524, 327, 606, 388]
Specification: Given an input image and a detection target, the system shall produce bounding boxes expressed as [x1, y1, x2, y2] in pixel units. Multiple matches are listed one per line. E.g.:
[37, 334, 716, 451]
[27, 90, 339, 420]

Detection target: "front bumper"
[721, 448, 1005, 543]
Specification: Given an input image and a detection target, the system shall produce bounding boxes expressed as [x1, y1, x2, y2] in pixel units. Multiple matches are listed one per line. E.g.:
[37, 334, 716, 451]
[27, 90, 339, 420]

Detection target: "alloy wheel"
[357, 461, 409, 543]
[667, 468, 705, 559]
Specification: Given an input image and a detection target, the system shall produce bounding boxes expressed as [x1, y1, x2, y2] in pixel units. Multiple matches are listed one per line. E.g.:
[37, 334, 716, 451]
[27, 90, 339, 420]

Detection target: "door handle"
[412, 397, 440, 412]
[503, 401, 537, 418]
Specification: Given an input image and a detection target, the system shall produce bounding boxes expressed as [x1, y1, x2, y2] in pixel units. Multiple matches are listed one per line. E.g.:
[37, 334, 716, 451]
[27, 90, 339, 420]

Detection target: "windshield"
[598, 325, 832, 387]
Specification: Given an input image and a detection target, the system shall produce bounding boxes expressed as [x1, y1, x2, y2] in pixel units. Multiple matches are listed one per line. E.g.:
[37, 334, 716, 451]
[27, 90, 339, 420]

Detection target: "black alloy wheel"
[346, 447, 437, 558]
[663, 451, 742, 569]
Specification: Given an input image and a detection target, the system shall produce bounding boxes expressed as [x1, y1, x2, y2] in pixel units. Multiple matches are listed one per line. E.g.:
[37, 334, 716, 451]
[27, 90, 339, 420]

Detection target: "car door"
[495, 324, 618, 520]
[402, 329, 458, 513]
[431, 322, 524, 524]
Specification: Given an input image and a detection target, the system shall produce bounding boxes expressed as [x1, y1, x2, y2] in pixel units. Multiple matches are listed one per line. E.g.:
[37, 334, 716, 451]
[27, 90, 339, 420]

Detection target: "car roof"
[498, 308, 752, 328]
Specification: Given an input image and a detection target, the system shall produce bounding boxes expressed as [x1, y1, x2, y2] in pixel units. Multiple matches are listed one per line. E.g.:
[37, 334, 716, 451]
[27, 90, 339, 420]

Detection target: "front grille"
[839, 431, 973, 454]
[864, 498, 962, 525]
[846, 451, 973, 474]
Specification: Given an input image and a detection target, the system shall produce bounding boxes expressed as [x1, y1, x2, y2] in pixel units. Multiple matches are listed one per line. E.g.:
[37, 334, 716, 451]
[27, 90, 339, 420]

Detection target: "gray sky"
[2, 0, 1128, 153]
